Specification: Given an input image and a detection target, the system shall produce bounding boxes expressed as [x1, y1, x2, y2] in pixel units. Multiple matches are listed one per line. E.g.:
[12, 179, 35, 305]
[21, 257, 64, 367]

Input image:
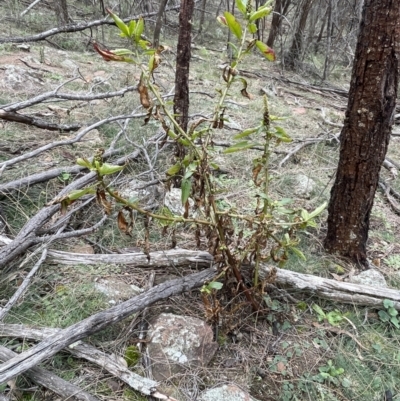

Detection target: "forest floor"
[1, 25, 400, 401]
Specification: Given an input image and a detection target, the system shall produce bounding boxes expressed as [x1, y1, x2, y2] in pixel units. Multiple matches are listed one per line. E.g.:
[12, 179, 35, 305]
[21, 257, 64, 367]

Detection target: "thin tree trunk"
[173, 0, 195, 175]
[322, 0, 332, 80]
[286, 0, 315, 70]
[54, 0, 69, 25]
[153, 0, 169, 48]
[198, 0, 207, 36]
[324, 0, 400, 266]
[266, 0, 291, 48]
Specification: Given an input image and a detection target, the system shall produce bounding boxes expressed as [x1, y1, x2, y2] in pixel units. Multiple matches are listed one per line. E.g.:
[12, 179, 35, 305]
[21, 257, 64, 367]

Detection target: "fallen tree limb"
[0, 249, 47, 321]
[0, 6, 180, 44]
[0, 147, 123, 193]
[0, 345, 99, 401]
[0, 109, 81, 132]
[258, 264, 400, 309]
[46, 248, 213, 268]
[0, 267, 216, 384]
[1, 86, 137, 113]
[0, 112, 145, 170]
[0, 324, 177, 401]
[0, 149, 140, 269]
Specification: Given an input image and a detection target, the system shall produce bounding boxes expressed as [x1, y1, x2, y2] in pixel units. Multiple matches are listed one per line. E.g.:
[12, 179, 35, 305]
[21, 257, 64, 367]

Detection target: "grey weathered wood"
[259, 264, 400, 309]
[0, 267, 216, 384]
[47, 248, 213, 268]
[0, 324, 179, 400]
[0, 346, 99, 401]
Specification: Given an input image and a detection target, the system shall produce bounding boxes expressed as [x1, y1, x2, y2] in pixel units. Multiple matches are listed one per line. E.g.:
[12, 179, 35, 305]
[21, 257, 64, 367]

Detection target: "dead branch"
[0, 6, 180, 44]
[0, 109, 81, 132]
[0, 147, 123, 194]
[2, 86, 137, 113]
[0, 149, 140, 269]
[46, 248, 213, 268]
[0, 249, 47, 321]
[0, 112, 144, 170]
[0, 267, 216, 384]
[258, 264, 400, 309]
[0, 324, 178, 401]
[0, 345, 99, 401]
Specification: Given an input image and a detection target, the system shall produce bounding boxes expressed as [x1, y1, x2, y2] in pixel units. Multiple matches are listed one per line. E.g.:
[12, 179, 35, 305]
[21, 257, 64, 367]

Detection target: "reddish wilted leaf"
[117, 210, 132, 236]
[138, 75, 152, 109]
[216, 16, 227, 26]
[96, 189, 112, 215]
[93, 42, 128, 62]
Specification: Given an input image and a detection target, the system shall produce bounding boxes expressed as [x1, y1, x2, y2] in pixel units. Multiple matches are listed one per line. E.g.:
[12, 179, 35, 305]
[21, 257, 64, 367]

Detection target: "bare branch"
[0, 267, 216, 384]
[0, 109, 81, 132]
[0, 249, 47, 321]
[2, 86, 137, 113]
[0, 346, 99, 401]
[0, 112, 145, 170]
[0, 6, 181, 44]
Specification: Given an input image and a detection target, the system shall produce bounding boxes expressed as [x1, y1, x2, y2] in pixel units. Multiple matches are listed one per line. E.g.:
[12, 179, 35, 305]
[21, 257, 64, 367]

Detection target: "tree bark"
[54, 0, 69, 26]
[324, 0, 400, 266]
[153, 0, 169, 48]
[266, 0, 291, 48]
[173, 0, 195, 181]
[286, 0, 315, 70]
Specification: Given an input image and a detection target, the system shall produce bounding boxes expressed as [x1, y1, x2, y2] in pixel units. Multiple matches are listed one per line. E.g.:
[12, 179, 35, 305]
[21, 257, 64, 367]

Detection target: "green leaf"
[256, 40, 276, 61]
[326, 311, 343, 326]
[390, 317, 400, 328]
[127, 20, 136, 36]
[383, 299, 394, 309]
[223, 141, 256, 154]
[388, 307, 398, 317]
[249, 6, 272, 22]
[181, 179, 191, 205]
[308, 202, 328, 219]
[379, 310, 390, 322]
[224, 11, 243, 40]
[134, 17, 144, 43]
[273, 126, 292, 142]
[68, 188, 96, 201]
[97, 163, 124, 176]
[235, 0, 247, 15]
[312, 304, 326, 320]
[290, 247, 306, 261]
[166, 163, 181, 176]
[248, 23, 258, 34]
[207, 281, 223, 290]
[301, 209, 309, 221]
[341, 378, 352, 388]
[76, 158, 93, 169]
[233, 127, 259, 139]
[108, 10, 130, 37]
[112, 48, 134, 56]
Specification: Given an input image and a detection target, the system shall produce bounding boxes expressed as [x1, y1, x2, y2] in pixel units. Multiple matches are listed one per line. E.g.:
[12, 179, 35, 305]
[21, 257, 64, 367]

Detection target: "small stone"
[199, 384, 260, 401]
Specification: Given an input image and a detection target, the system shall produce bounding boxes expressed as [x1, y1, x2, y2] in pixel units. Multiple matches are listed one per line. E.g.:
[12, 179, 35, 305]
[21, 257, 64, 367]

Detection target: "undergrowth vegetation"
[0, 1, 400, 400]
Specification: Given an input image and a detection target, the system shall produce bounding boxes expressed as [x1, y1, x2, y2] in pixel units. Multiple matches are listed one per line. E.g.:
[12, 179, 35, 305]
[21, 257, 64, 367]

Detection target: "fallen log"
[0, 267, 216, 385]
[0, 346, 99, 401]
[0, 324, 177, 401]
[47, 248, 213, 268]
[258, 264, 400, 309]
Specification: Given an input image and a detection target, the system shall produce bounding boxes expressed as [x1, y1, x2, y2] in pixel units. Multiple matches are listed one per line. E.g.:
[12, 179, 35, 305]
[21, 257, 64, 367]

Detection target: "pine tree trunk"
[324, 0, 400, 266]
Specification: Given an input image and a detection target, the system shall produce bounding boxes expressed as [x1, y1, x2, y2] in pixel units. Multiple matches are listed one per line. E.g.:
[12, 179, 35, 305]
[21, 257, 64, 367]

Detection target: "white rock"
[349, 269, 387, 288]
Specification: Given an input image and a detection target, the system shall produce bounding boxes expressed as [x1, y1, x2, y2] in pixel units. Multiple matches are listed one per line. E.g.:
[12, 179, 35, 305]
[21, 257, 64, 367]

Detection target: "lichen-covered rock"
[94, 278, 142, 304]
[147, 313, 218, 381]
[349, 269, 387, 288]
[199, 384, 259, 401]
[293, 174, 316, 199]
